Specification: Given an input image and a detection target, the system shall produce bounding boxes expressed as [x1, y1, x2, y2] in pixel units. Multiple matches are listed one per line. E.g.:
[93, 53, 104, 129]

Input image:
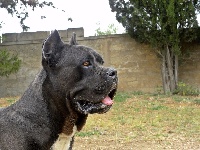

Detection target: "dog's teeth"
[101, 104, 107, 108]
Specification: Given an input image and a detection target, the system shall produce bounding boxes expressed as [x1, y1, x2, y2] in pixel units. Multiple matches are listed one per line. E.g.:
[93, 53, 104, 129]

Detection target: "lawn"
[1, 92, 200, 149]
[74, 92, 200, 149]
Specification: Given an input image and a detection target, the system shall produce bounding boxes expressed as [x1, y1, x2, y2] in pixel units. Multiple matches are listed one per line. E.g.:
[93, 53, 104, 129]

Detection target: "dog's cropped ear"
[42, 30, 64, 68]
[69, 32, 78, 45]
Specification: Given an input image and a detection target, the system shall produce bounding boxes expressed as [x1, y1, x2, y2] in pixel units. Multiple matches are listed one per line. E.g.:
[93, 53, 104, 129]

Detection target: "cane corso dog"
[0, 30, 117, 150]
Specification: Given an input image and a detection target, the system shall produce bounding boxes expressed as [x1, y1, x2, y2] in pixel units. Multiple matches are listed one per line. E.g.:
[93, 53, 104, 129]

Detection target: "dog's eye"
[83, 61, 90, 67]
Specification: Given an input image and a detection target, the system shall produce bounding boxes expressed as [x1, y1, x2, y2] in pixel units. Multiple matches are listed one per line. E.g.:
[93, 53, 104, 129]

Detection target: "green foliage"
[174, 82, 200, 96]
[0, 0, 63, 31]
[95, 23, 117, 36]
[109, 0, 200, 95]
[109, 0, 199, 51]
[0, 49, 21, 76]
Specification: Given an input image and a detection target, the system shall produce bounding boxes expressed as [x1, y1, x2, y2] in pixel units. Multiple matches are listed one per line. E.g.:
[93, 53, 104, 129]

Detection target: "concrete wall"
[179, 43, 200, 87]
[0, 28, 200, 97]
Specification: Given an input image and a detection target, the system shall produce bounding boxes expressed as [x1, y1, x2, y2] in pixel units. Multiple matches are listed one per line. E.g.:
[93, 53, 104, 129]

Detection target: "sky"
[0, 0, 125, 37]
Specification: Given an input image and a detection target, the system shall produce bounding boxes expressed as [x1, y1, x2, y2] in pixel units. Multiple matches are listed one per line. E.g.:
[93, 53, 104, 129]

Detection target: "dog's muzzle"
[73, 84, 117, 114]
[72, 68, 118, 115]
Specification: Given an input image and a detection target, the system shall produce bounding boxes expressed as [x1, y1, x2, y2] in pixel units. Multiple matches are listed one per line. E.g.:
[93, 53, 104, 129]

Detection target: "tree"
[0, 49, 21, 76]
[0, 1, 65, 77]
[109, 0, 200, 94]
[0, 0, 62, 31]
[95, 23, 118, 36]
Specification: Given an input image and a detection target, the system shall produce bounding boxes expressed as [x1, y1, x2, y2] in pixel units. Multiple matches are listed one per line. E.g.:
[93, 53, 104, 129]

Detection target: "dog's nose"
[107, 69, 117, 78]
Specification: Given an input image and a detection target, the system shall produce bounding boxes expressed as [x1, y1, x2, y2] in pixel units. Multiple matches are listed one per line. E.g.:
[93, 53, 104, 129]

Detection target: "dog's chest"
[52, 125, 77, 150]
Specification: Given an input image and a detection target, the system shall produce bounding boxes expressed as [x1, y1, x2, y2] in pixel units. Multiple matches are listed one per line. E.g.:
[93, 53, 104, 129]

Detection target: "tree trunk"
[161, 45, 178, 94]
[161, 55, 167, 94]
[174, 55, 178, 88]
[166, 45, 175, 92]
[161, 50, 170, 94]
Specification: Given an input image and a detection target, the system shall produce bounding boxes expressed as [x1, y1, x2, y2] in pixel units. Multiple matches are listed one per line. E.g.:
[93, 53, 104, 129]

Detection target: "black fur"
[0, 30, 117, 150]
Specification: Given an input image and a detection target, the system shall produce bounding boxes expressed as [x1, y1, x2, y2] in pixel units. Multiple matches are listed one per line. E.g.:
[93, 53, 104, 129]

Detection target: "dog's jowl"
[0, 30, 118, 150]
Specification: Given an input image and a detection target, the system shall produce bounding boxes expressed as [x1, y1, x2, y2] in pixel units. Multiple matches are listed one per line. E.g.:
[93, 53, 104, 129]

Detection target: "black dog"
[0, 30, 117, 150]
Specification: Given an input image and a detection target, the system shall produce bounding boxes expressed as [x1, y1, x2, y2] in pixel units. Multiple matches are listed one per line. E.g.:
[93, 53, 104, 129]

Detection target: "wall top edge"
[0, 27, 129, 45]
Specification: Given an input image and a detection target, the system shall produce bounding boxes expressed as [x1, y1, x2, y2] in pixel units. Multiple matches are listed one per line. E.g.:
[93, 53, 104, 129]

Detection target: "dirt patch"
[73, 136, 200, 150]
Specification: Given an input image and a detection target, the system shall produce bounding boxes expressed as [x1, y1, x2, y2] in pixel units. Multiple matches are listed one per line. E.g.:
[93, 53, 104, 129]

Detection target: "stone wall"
[0, 28, 200, 97]
[179, 43, 200, 87]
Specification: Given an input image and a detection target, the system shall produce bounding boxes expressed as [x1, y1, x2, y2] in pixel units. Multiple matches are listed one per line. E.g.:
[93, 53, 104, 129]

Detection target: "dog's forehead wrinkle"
[69, 45, 102, 62]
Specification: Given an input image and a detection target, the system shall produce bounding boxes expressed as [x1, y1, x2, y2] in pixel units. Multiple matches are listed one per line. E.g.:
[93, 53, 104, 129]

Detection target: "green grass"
[0, 97, 18, 107]
[1, 93, 200, 143]
[6, 98, 16, 104]
[76, 130, 102, 137]
[194, 99, 200, 105]
[77, 92, 200, 142]
[113, 92, 132, 102]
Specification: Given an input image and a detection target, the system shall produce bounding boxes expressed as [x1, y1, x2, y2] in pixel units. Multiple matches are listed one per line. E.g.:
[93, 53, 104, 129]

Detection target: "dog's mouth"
[73, 88, 117, 115]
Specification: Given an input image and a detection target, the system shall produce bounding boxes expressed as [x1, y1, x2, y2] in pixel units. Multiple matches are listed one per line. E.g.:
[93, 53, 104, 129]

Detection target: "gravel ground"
[74, 136, 200, 150]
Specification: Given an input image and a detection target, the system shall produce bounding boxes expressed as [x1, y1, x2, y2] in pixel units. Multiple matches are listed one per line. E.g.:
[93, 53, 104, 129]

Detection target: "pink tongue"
[102, 96, 113, 106]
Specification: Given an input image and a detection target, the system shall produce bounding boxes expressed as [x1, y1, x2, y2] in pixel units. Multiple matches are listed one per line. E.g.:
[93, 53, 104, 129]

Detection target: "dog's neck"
[40, 69, 88, 135]
[10, 69, 88, 148]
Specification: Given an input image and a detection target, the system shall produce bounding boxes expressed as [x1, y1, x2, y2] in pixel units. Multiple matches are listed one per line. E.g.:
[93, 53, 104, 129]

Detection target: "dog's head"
[42, 30, 117, 115]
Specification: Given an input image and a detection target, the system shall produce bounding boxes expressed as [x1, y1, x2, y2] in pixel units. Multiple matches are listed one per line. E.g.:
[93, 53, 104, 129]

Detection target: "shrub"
[0, 49, 21, 76]
[174, 82, 200, 96]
